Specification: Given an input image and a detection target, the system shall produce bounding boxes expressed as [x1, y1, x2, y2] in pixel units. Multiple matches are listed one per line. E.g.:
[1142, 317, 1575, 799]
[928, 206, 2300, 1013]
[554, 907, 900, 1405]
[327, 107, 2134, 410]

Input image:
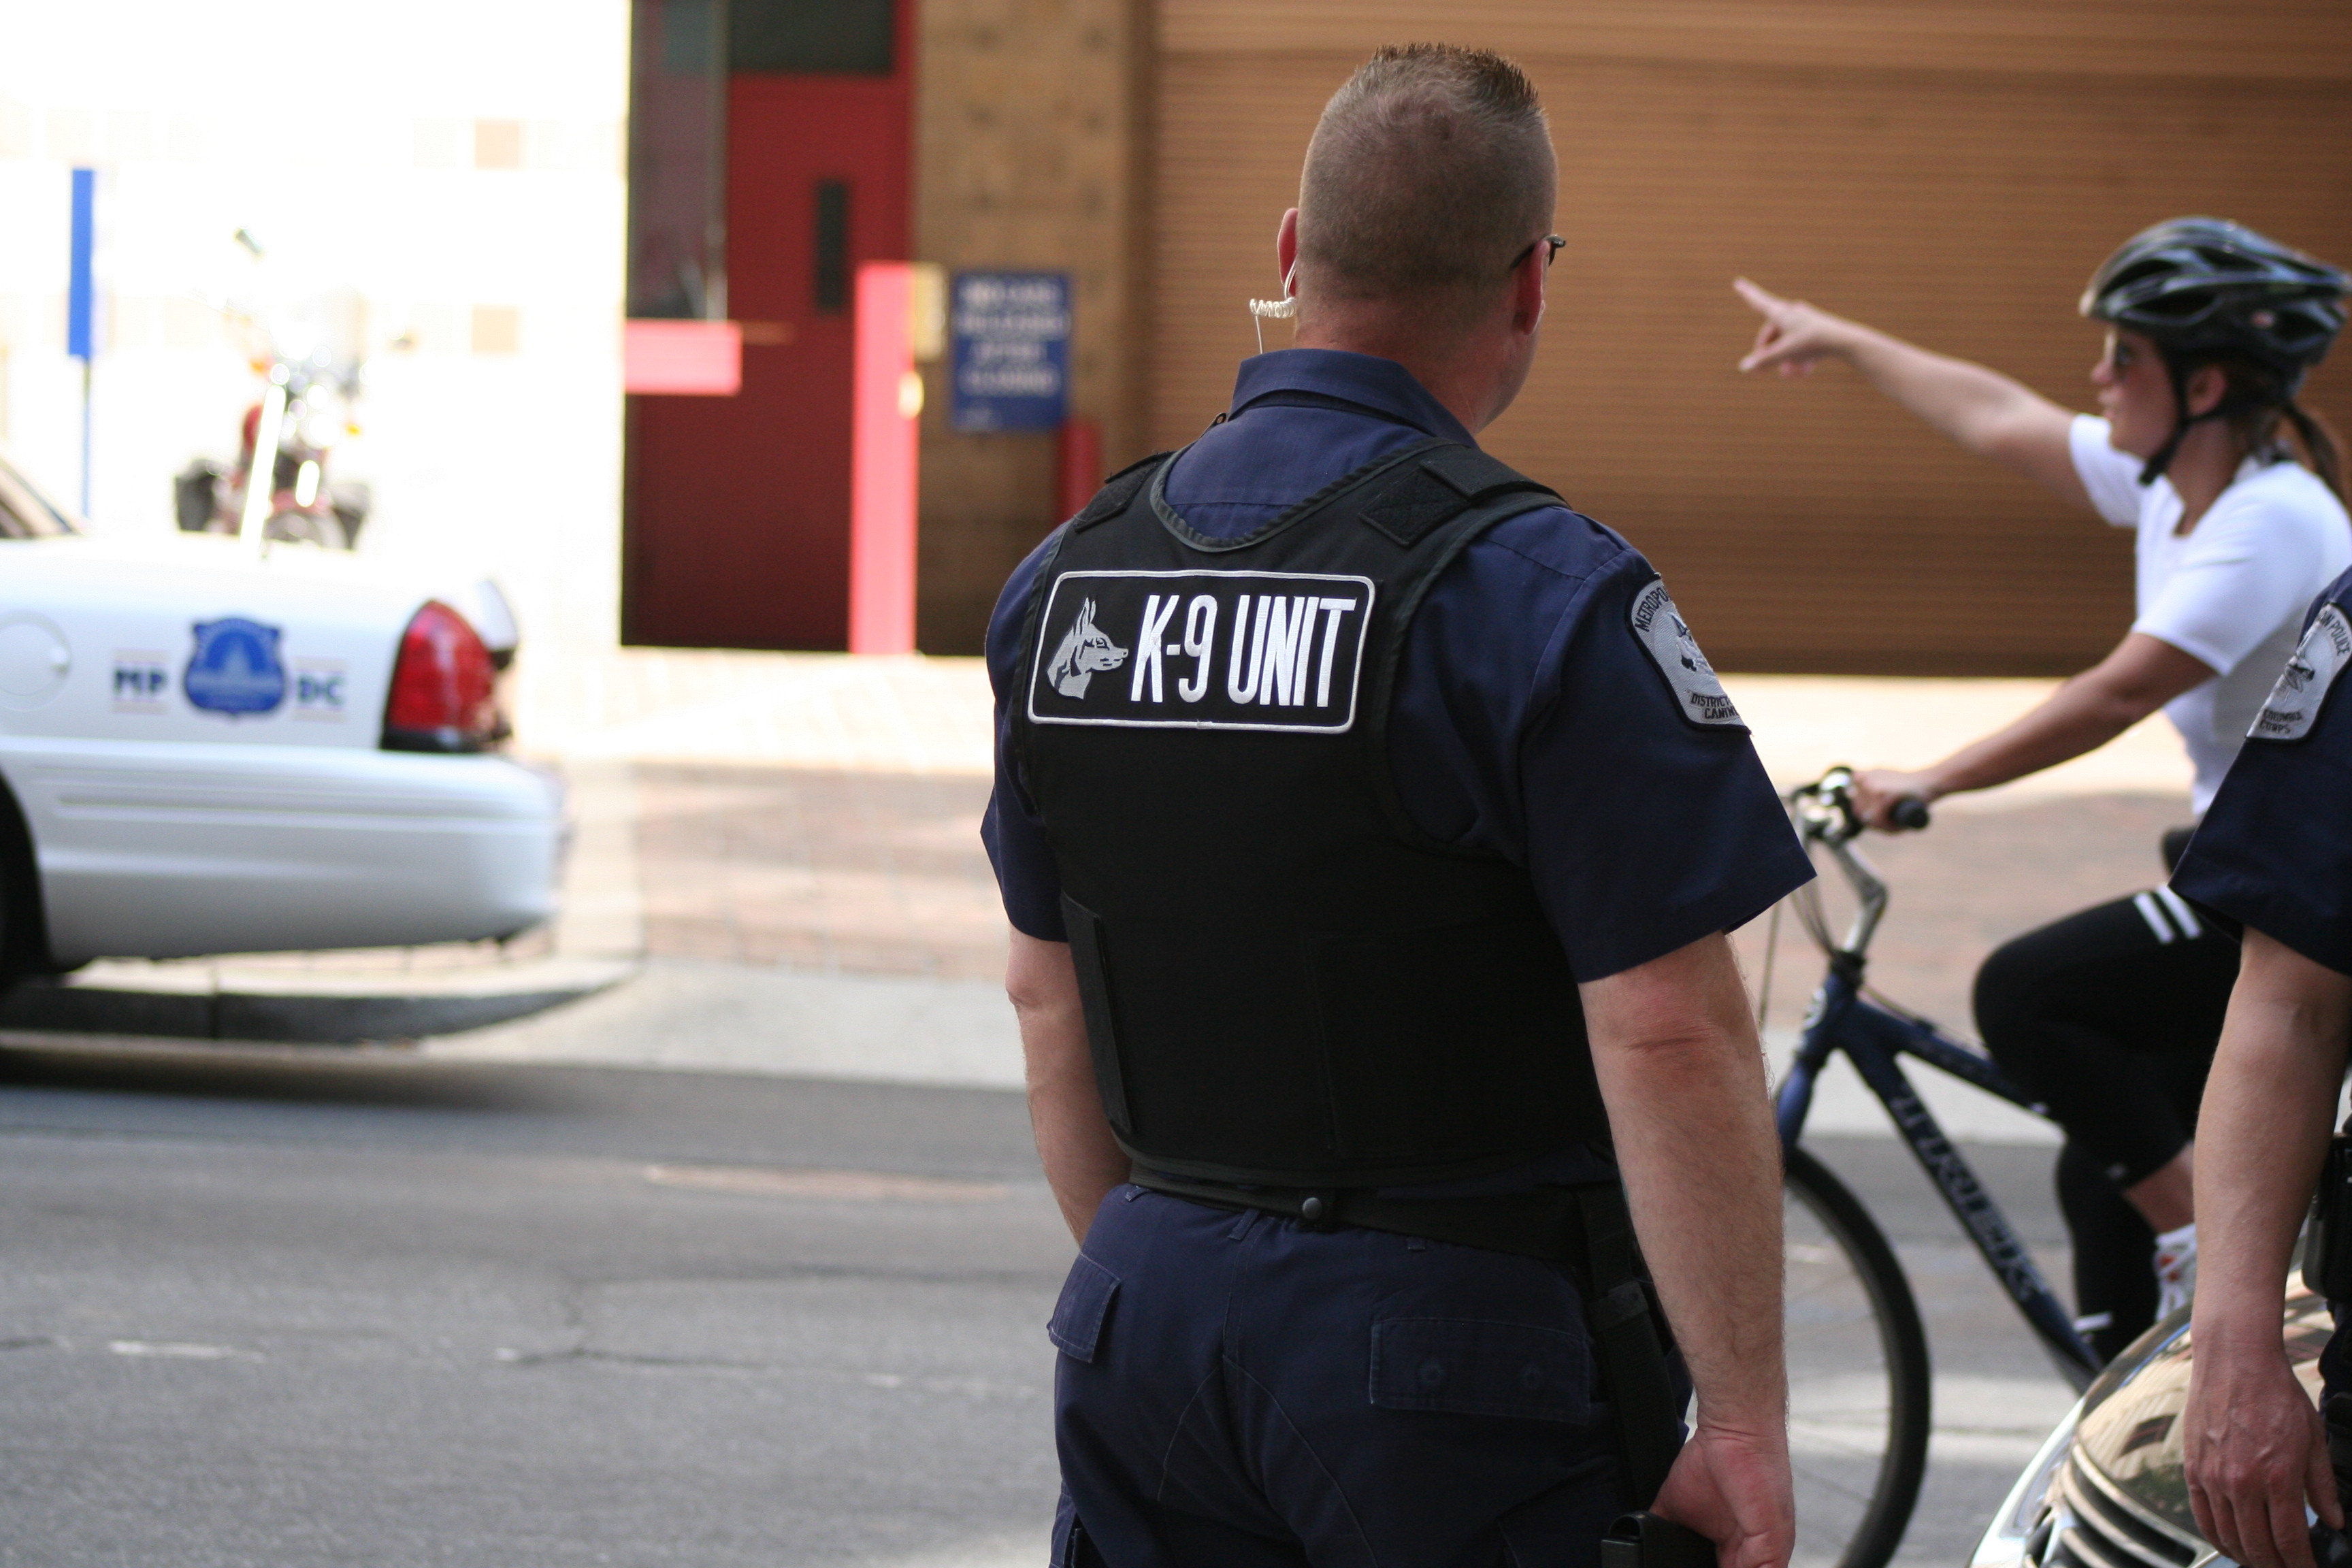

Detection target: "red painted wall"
[623, 28, 911, 651]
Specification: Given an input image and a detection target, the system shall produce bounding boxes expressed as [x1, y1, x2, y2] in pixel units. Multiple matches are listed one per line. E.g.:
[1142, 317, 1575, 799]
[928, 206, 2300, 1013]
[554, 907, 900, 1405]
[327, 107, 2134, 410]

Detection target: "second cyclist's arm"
[1736, 280, 2088, 506]
[1847, 327, 2084, 499]
[1866, 633, 2212, 814]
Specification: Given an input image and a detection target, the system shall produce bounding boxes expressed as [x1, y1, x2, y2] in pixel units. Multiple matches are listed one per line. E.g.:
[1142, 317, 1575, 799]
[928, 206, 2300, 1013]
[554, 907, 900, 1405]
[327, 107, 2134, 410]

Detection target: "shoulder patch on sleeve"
[2251, 603, 2352, 742]
[1630, 578, 1744, 730]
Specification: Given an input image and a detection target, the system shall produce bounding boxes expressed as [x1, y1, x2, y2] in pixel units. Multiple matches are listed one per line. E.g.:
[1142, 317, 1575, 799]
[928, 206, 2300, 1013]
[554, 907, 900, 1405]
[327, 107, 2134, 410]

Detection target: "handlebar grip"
[1889, 797, 1932, 832]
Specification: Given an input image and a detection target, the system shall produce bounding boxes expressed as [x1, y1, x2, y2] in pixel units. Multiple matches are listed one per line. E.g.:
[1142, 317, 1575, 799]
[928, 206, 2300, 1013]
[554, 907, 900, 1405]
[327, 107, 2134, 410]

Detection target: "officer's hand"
[1734, 279, 1856, 379]
[2185, 1337, 2337, 1568]
[1850, 768, 1936, 832]
[1653, 1419, 1795, 1568]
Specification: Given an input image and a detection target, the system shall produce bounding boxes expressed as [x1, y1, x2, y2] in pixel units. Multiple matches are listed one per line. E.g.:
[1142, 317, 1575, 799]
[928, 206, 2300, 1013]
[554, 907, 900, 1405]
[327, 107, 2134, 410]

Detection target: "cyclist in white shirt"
[1737, 218, 2351, 1361]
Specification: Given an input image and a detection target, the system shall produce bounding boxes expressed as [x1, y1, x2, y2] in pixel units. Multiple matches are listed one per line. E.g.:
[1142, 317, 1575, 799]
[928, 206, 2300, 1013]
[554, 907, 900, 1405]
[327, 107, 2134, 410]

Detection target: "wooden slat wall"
[1151, 3, 2352, 673]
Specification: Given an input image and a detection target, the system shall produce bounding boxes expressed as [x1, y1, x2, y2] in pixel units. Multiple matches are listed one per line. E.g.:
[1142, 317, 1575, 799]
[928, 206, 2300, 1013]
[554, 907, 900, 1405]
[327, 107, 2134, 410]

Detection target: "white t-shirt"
[2070, 413, 2352, 814]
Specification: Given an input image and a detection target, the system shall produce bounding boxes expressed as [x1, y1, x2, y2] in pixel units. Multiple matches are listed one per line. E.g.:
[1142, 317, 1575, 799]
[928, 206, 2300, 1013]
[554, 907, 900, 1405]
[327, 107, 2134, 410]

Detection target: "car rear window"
[0, 455, 80, 538]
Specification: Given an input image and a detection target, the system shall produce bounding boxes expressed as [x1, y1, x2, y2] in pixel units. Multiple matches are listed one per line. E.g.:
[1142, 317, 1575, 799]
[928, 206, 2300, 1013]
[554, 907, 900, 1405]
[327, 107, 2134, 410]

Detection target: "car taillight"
[382, 601, 502, 753]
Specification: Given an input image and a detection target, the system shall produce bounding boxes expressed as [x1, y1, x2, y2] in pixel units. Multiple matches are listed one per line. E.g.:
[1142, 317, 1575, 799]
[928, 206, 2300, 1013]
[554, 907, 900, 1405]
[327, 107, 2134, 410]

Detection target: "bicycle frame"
[1775, 774, 2102, 1391]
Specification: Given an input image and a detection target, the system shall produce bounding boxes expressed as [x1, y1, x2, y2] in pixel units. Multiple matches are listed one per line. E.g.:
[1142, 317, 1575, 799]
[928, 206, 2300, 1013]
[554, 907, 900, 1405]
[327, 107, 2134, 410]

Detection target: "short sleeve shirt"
[2070, 414, 2352, 814]
[2173, 566, 2352, 977]
[981, 348, 1813, 983]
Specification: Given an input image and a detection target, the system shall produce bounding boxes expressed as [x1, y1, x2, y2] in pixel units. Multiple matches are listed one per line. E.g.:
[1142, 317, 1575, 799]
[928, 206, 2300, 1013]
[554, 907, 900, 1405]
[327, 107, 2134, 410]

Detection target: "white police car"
[1971, 1286, 2332, 1568]
[0, 444, 562, 982]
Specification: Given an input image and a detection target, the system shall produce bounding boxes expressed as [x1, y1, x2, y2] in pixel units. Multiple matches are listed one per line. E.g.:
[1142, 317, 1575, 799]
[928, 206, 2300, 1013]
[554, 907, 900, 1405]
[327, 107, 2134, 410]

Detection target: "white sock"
[2155, 1223, 2198, 1318]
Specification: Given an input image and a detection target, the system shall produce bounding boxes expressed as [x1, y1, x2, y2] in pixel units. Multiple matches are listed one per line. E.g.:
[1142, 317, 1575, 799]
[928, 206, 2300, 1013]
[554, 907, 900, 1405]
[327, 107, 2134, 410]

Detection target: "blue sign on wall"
[951, 272, 1069, 432]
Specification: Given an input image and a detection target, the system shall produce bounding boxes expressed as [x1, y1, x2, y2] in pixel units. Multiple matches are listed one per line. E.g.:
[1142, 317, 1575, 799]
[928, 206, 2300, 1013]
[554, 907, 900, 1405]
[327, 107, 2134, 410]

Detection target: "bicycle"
[1768, 768, 2102, 1568]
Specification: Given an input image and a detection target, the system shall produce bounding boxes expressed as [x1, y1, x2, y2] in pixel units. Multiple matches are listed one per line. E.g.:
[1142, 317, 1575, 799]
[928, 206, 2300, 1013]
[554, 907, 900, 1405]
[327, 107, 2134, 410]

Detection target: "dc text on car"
[0, 445, 563, 982]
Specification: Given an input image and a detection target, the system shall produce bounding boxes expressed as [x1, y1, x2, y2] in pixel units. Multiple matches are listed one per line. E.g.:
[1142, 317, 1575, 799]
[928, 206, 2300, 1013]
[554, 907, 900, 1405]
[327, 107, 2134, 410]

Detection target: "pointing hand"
[1734, 278, 1857, 379]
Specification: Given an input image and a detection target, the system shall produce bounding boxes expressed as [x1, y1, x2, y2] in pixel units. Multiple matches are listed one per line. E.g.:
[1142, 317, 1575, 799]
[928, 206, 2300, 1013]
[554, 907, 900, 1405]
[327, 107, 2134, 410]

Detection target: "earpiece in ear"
[1247, 293, 1297, 353]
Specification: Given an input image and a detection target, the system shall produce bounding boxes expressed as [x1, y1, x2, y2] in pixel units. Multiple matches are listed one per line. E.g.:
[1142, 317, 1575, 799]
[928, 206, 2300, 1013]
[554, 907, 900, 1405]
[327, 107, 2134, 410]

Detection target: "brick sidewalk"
[616, 758, 2189, 1039]
[1735, 791, 2190, 1039]
[633, 764, 1005, 981]
[518, 647, 2200, 1034]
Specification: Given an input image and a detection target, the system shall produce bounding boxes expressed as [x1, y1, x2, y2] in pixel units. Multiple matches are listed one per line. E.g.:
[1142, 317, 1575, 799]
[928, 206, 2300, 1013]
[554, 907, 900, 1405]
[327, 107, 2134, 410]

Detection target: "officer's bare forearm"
[2193, 930, 2352, 1347]
[1007, 930, 1129, 1243]
[1584, 933, 1786, 1436]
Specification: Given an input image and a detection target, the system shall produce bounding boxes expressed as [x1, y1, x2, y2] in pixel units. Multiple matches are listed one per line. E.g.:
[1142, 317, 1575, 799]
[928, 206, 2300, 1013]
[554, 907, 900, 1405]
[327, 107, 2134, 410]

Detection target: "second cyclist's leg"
[1975, 892, 2236, 1351]
[2056, 1139, 2156, 1364]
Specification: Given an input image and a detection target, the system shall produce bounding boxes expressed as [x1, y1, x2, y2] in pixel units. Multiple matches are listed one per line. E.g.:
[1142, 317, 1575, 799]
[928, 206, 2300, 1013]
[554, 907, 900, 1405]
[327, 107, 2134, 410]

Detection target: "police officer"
[2172, 568, 2352, 1568]
[984, 44, 1812, 1568]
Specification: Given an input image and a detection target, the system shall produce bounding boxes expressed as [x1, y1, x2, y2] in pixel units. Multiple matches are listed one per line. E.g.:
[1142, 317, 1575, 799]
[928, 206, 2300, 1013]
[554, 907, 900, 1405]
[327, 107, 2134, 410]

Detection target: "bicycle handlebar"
[1889, 796, 1932, 832]
[1786, 768, 1897, 960]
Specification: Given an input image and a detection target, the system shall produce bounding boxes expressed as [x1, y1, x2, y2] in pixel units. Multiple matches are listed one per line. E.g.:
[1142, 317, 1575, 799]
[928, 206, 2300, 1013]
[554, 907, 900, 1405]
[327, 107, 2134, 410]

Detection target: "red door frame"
[622, 3, 913, 651]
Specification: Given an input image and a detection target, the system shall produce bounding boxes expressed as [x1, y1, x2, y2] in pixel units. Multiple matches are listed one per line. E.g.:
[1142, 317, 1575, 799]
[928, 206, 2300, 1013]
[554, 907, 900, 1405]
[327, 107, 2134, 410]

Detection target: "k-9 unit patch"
[1028, 570, 1375, 732]
[1629, 578, 1743, 730]
[2251, 603, 2352, 742]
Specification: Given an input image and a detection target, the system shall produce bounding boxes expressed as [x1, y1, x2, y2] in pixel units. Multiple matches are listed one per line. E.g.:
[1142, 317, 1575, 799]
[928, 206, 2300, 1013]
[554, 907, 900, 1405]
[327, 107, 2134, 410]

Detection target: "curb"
[0, 958, 635, 1046]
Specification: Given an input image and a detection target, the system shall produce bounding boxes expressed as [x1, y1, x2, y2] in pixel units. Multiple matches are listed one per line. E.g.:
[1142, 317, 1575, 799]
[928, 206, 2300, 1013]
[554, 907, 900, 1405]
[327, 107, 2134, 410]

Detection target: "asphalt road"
[0, 1041, 2080, 1567]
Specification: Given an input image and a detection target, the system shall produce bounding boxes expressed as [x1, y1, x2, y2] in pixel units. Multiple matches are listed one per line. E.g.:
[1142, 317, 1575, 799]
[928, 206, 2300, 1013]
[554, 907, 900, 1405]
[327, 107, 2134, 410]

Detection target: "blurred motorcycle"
[176, 231, 372, 549]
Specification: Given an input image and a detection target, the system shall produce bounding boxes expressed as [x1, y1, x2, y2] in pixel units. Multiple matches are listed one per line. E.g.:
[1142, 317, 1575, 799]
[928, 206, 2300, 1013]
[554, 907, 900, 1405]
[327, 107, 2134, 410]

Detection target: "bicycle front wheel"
[1783, 1145, 1933, 1568]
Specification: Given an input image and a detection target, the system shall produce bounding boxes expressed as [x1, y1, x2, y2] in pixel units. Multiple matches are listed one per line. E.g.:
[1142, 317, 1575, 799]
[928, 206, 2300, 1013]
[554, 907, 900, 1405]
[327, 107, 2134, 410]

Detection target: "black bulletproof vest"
[1010, 436, 1612, 1188]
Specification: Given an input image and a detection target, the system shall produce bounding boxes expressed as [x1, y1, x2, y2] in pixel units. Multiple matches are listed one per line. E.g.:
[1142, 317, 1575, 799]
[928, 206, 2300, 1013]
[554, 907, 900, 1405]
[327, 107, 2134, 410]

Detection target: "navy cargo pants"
[1048, 1185, 1635, 1568]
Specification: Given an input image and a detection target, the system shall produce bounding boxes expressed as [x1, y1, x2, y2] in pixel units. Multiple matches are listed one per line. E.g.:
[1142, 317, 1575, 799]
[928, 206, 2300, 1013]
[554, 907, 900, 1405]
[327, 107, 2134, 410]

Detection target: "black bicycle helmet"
[2080, 218, 2349, 480]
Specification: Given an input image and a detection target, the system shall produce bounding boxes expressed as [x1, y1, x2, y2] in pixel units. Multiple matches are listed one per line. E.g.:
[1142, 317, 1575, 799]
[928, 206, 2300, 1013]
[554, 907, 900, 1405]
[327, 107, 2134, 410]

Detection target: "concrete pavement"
[0, 1038, 2078, 1568]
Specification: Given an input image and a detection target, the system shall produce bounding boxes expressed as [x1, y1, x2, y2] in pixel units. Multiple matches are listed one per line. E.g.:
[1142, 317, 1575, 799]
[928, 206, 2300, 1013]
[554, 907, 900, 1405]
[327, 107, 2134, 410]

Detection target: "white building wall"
[0, 1, 630, 659]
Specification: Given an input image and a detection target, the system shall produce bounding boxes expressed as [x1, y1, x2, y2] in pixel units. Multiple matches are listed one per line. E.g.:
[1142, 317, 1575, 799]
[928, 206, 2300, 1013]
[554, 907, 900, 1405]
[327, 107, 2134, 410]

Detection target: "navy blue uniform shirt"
[982, 348, 1810, 983]
[2175, 565, 2352, 977]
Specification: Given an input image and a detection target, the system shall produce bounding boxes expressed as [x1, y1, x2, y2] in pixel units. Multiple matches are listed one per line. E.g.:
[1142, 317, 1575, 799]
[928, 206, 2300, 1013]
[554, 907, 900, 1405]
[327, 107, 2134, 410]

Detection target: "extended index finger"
[1732, 277, 1786, 317]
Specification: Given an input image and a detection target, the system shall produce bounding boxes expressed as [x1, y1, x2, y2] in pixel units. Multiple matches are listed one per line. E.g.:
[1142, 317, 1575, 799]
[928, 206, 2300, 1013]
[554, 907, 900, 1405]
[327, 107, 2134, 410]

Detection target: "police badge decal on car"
[184, 617, 289, 717]
[1629, 578, 1743, 730]
[1029, 570, 1376, 732]
[2251, 603, 2352, 742]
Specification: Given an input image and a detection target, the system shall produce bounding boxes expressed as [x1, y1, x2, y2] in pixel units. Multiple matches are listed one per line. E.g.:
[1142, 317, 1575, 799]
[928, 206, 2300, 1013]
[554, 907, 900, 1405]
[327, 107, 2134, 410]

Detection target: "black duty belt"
[1128, 1167, 1687, 1507]
[1130, 1169, 1586, 1261]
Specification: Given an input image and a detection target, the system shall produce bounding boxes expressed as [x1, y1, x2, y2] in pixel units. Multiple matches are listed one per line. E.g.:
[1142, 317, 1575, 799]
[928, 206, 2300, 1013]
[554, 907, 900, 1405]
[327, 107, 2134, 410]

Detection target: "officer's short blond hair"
[1297, 45, 1555, 318]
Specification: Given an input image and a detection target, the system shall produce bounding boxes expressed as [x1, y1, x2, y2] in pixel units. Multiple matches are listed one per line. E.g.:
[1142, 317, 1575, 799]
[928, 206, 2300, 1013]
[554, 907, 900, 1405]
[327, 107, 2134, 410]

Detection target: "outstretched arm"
[1584, 932, 1792, 1568]
[2185, 929, 2352, 1568]
[1007, 930, 1130, 1243]
[1734, 278, 2090, 509]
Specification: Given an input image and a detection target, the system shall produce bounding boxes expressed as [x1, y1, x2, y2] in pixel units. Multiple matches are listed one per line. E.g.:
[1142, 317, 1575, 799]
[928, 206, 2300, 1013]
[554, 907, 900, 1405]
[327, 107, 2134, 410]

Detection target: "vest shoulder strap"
[1070, 451, 1175, 530]
[1359, 444, 1563, 548]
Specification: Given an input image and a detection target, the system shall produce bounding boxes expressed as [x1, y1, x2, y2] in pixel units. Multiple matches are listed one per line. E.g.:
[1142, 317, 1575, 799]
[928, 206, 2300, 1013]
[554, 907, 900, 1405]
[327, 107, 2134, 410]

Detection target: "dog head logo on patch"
[184, 617, 288, 717]
[1046, 598, 1128, 698]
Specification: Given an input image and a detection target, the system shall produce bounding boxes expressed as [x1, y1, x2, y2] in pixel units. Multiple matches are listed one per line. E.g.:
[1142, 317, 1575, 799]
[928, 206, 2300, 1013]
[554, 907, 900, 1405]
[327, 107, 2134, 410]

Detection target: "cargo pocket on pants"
[1049, 1254, 1121, 1363]
[1369, 1316, 1595, 1423]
